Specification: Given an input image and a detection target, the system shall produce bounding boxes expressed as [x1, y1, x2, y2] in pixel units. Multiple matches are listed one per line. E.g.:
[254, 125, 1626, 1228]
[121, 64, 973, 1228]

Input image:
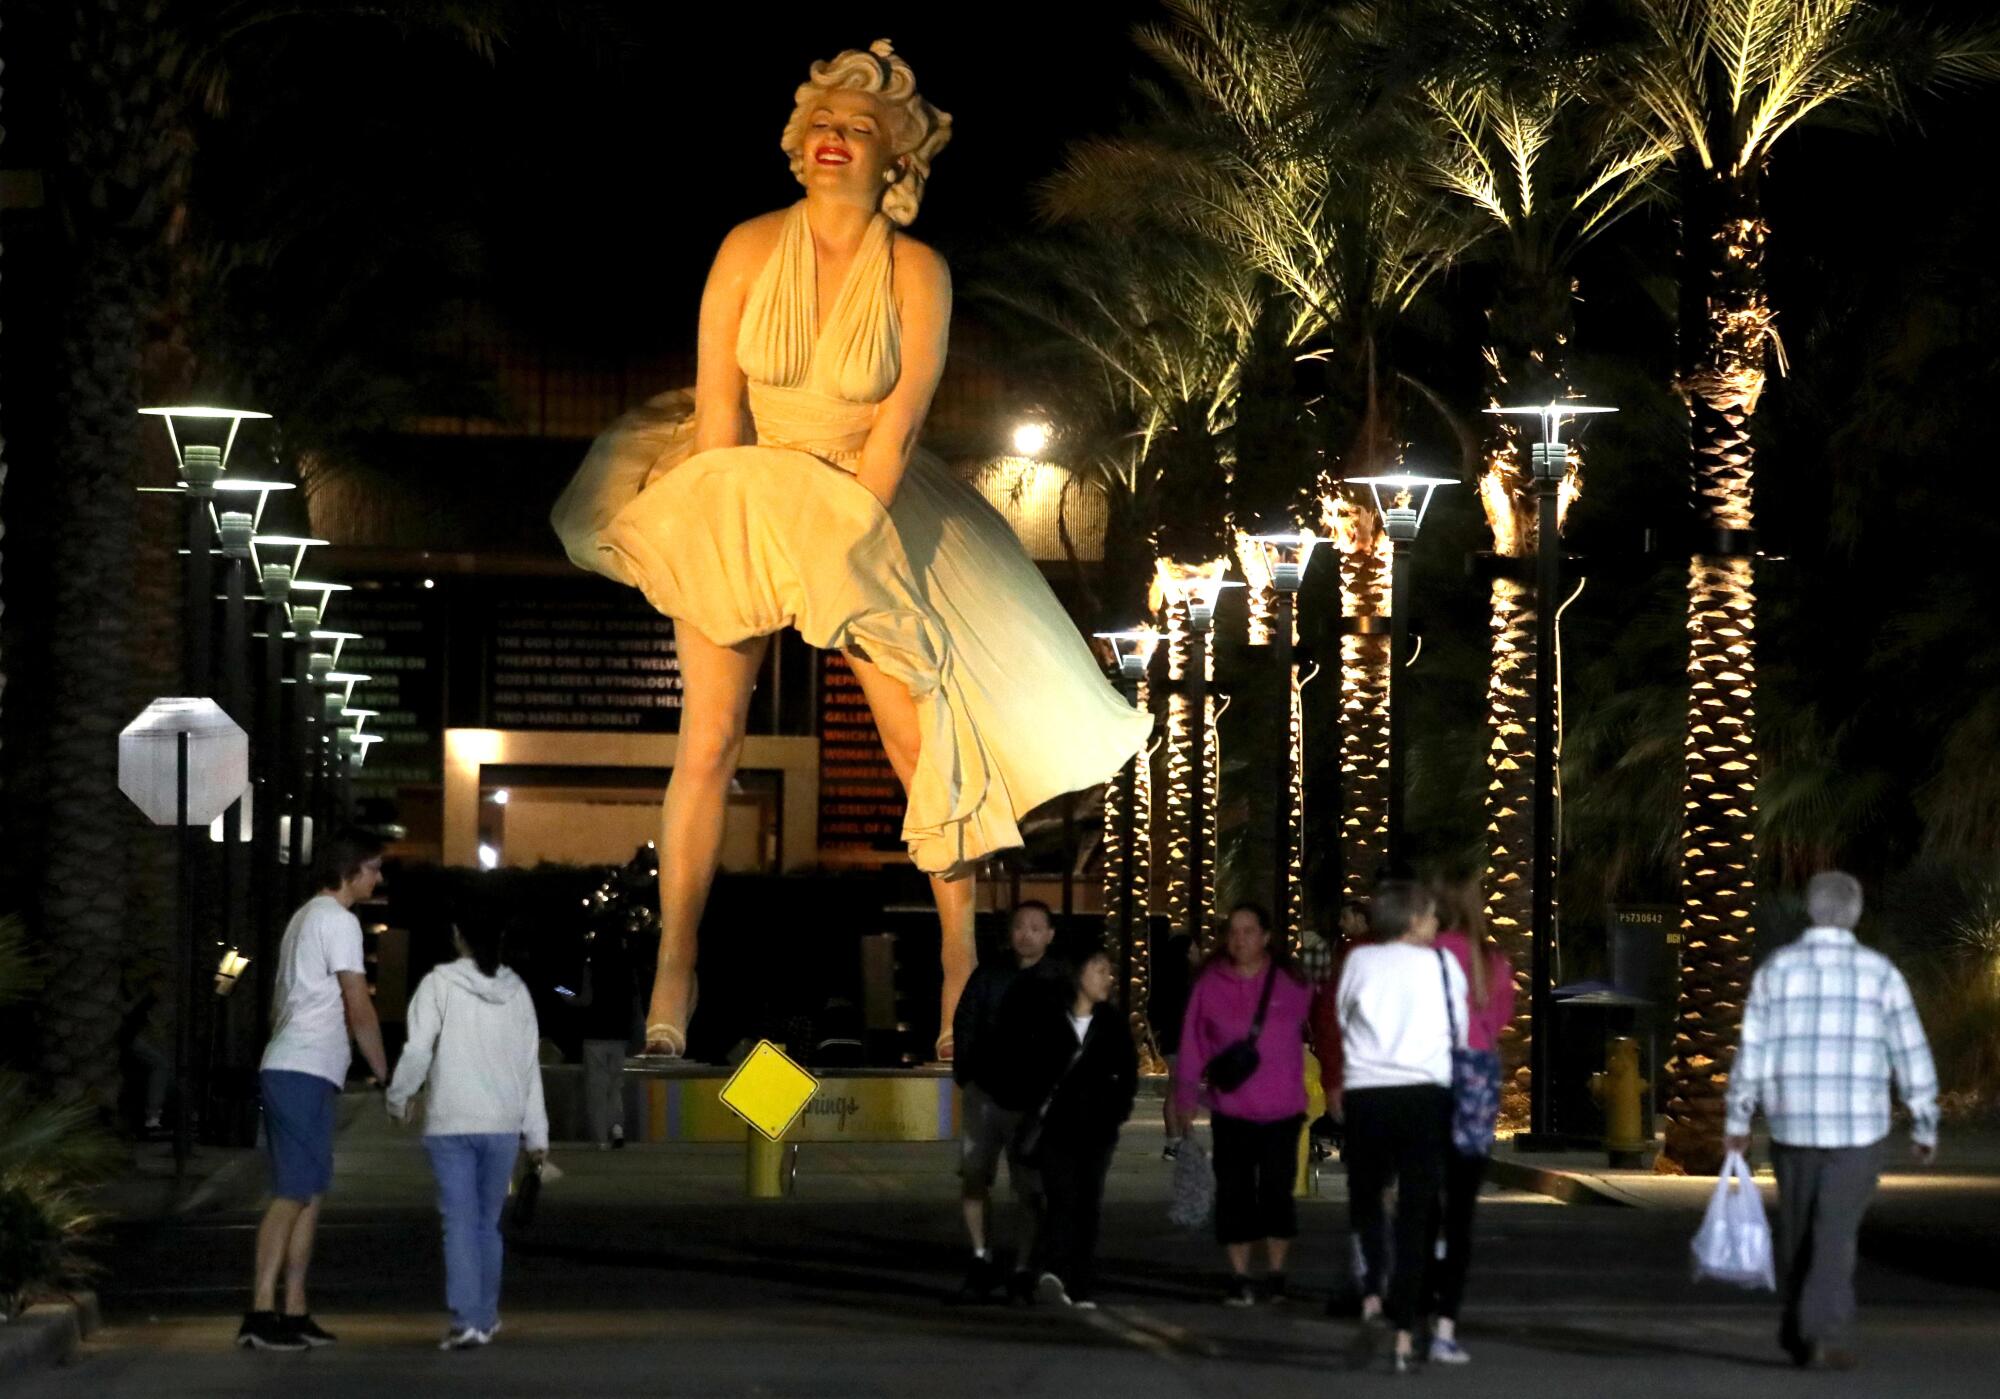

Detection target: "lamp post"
[1341, 475, 1454, 873]
[1154, 570, 1239, 948]
[254, 536, 321, 989]
[1486, 402, 1614, 1144]
[1242, 532, 1324, 944]
[1090, 627, 1160, 1057]
[138, 406, 272, 696]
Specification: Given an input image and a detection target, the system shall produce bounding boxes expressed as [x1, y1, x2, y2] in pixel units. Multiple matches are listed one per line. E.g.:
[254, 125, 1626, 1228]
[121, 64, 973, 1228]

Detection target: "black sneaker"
[1006, 1268, 1037, 1304]
[282, 1314, 337, 1347]
[1223, 1275, 1257, 1308]
[236, 1311, 307, 1352]
[611, 1124, 626, 1150]
[955, 1254, 997, 1302]
[1263, 1271, 1290, 1304]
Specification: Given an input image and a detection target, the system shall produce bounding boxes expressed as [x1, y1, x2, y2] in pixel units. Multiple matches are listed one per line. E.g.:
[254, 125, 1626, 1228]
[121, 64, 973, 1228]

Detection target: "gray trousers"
[582, 1040, 628, 1144]
[1771, 1141, 1882, 1349]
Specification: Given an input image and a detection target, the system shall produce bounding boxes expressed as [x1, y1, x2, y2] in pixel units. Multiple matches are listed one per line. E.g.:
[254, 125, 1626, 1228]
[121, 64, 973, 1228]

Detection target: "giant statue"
[552, 40, 1151, 1061]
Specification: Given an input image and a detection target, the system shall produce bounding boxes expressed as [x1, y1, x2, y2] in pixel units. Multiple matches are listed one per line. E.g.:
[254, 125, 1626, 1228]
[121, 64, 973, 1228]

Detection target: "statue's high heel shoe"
[640, 978, 697, 1060]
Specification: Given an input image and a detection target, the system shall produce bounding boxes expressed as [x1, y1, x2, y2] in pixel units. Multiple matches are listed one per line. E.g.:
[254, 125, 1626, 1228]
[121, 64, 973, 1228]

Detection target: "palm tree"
[1413, 0, 1668, 1098]
[1608, 0, 2000, 1170]
[1049, 0, 1473, 919]
[29, 1, 586, 1104]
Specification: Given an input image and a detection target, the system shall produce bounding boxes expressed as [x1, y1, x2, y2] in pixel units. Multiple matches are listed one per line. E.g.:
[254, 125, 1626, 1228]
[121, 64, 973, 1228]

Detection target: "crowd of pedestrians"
[236, 855, 1937, 1375]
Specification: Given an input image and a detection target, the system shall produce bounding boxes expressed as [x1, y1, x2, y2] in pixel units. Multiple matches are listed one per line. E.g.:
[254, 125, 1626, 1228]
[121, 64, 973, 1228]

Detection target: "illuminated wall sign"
[484, 587, 682, 732]
[340, 581, 446, 793]
[816, 652, 905, 859]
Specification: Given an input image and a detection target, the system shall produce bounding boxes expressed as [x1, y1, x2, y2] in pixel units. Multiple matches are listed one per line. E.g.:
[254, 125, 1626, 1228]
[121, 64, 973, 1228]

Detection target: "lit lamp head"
[138, 405, 272, 478]
[1343, 471, 1457, 545]
[212, 477, 296, 533]
[288, 578, 351, 626]
[341, 708, 379, 734]
[213, 947, 252, 997]
[345, 732, 384, 768]
[313, 631, 363, 667]
[1245, 530, 1326, 595]
[216, 510, 256, 562]
[325, 670, 371, 709]
[1090, 626, 1162, 681]
[1156, 566, 1243, 633]
[1485, 401, 1617, 481]
[1011, 420, 1052, 460]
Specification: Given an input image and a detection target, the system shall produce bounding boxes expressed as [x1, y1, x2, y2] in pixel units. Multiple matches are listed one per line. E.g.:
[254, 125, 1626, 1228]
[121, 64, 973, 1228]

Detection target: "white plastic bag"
[1690, 1150, 1776, 1290]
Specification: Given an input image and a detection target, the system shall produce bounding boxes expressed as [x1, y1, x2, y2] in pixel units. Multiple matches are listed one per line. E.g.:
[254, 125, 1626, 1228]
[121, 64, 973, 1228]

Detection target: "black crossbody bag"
[1203, 964, 1278, 1094]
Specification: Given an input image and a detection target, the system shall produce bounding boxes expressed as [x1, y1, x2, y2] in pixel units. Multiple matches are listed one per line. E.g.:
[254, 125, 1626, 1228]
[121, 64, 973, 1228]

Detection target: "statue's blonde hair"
[780, 39, 951, 227]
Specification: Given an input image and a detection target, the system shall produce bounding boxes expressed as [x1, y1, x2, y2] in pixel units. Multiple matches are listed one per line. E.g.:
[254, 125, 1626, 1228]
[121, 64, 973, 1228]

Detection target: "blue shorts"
[261, 1069, 338, 1201]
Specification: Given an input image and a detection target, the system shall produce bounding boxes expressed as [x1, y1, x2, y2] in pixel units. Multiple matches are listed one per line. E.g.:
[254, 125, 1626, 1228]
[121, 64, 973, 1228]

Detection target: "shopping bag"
[1690, 1150, 1775, 1290]
[1167, 1134, 1216, 1231]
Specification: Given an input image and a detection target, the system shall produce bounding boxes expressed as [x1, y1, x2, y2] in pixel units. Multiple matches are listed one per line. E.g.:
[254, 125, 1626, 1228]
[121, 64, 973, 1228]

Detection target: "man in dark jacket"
[1024, 948, 1139, 1308]
[952, 901, 1065, 1299]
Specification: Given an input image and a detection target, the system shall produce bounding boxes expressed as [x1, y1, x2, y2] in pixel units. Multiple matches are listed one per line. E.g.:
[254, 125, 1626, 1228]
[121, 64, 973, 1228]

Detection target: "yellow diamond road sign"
[719, 1040, 819, 1142]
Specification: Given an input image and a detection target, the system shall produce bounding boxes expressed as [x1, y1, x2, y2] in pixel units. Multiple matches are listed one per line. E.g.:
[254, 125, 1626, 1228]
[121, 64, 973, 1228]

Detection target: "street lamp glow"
[477, 843, 501, 871]
[1155, 563, 1243, 632]
[1244, 531, 1326, 594]
[1486, 401, 1617, 449]
[1090, 627, 1162, 680]
[1011, 420, 1052, 458]
[210, 478, 296, 532]
[288, 578, 351, 624]
[1342, 471, 1458, 543]
[138, 405, 271, 475]
[489, 787, 512, 806]
[252, 535, 327, 579]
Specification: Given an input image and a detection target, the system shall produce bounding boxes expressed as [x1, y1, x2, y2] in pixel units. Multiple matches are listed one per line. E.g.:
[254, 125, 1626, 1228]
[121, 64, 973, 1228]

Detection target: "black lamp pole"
[1528, 443, 1564, 1143]
[254, 566, 292, 1031]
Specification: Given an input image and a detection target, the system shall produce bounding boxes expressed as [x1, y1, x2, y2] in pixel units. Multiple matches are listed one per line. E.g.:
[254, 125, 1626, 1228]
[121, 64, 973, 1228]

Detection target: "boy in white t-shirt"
[236, 832, 390, 1353]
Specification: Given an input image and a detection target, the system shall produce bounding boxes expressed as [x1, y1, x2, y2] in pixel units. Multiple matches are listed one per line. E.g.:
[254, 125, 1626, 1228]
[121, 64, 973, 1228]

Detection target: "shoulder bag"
[1203, 964, 1278, 1095]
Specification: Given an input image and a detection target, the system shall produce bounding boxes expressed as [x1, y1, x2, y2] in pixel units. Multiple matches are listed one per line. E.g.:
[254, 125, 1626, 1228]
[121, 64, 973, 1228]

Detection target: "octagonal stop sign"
[118, 698, 250, 827]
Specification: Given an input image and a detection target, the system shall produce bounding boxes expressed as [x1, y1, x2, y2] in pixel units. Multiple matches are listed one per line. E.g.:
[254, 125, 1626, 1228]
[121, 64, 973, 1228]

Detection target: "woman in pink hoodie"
[1169, 903, 1314, 1307]
[1424, 879, 1515, 1365]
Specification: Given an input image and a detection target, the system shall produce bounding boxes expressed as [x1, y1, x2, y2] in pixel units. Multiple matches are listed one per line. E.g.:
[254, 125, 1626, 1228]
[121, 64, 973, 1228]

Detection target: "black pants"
[1211, 1112, 1304, 1247]
[1344, 1085, 1450, 1331]
[1037, 1134, 1117, 1300]
[1424, 1150, 1487, 1321]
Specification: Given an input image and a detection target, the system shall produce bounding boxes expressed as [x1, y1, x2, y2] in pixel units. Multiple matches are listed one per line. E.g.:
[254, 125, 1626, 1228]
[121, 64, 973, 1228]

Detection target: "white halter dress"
[552, 203, 1152, 873]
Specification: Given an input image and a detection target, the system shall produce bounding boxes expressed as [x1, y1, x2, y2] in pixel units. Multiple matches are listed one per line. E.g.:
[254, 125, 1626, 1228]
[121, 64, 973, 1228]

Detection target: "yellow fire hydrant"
[1589, 1036, 1648, 1165]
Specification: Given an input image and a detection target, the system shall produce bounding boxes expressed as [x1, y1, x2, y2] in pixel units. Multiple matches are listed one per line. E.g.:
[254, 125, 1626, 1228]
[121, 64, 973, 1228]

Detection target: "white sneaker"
[1035, 1272, 1072, 1307]
[439, 1326, 486, 1351]
[1429, 1335, 1471, 1365]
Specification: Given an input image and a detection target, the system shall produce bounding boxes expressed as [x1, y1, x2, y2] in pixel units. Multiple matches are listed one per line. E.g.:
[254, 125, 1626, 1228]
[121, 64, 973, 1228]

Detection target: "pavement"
[11, 1102, 2000, 1396]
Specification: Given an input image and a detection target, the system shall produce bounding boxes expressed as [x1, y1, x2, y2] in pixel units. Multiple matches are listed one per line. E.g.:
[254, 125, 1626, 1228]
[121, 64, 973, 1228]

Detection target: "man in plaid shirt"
[1724, 871, 1938, 1371]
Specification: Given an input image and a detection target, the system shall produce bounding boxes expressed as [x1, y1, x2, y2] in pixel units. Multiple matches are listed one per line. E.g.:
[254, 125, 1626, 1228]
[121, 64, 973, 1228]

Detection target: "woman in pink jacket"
[1169, 903, 1314, 1307]
[1424, 879, 1514, 1364]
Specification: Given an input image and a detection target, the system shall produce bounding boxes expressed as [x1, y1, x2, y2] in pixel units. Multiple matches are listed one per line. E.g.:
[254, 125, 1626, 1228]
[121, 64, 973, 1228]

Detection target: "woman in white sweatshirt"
[1334, 880, 1467, 1375]
[387, 923, 549, 1350]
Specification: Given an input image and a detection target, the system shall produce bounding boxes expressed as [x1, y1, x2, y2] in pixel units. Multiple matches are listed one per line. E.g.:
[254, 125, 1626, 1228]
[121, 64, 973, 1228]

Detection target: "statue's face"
[802, 89, 900, 197]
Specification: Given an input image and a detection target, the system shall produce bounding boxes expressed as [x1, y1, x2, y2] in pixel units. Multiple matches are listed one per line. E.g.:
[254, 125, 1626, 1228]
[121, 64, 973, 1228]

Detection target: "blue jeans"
[423, 1133, 518, 1332]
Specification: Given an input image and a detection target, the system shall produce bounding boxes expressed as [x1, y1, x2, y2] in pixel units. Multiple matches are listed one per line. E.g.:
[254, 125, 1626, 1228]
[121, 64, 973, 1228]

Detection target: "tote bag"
[1437, 950, 1500, 1157]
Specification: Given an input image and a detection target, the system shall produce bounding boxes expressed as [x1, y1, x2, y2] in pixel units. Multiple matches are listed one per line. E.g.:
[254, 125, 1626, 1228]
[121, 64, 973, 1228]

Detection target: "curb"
[0, 1291, 101, 1380]
[1486, 1155, 1632, 1207]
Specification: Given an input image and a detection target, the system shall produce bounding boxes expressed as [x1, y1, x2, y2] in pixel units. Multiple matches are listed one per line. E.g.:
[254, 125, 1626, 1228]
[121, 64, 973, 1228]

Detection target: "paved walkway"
[22, 1103, 1995, 1397]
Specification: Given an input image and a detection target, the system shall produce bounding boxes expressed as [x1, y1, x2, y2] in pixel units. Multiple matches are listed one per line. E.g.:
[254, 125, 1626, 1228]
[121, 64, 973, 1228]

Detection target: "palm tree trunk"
[1483, 574, 1537, 1098]
[38, 7, 191, 1105]
[1336, 505, 1391, 895]
[1665, 169, 1767, 1173]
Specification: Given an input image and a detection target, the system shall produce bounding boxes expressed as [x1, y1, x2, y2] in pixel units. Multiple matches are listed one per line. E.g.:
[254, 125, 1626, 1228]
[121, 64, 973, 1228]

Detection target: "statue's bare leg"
[846, 652, 975, 1060]
[648, 623, 769, 1055]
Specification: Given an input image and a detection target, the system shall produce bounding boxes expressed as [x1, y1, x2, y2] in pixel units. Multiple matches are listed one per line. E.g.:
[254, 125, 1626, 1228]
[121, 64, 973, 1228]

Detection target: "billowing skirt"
[551, 393, 1153, 873]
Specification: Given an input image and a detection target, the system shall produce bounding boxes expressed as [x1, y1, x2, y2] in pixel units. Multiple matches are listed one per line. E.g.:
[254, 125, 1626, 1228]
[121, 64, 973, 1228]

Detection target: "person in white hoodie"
[1334, 879, 1467, 1375]
[387, 922, 549, 1350]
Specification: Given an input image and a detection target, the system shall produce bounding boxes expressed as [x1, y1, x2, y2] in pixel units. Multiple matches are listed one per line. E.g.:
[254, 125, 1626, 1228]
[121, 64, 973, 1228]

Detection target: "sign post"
[718, 1041, 819, 1199]
[119, 699, 250, 1177]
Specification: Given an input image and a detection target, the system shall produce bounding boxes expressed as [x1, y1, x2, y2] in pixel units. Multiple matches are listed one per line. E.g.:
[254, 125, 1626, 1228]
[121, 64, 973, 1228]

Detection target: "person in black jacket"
[1027, 948, 1138, 1309]
[952, 901, 1065, 1299]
